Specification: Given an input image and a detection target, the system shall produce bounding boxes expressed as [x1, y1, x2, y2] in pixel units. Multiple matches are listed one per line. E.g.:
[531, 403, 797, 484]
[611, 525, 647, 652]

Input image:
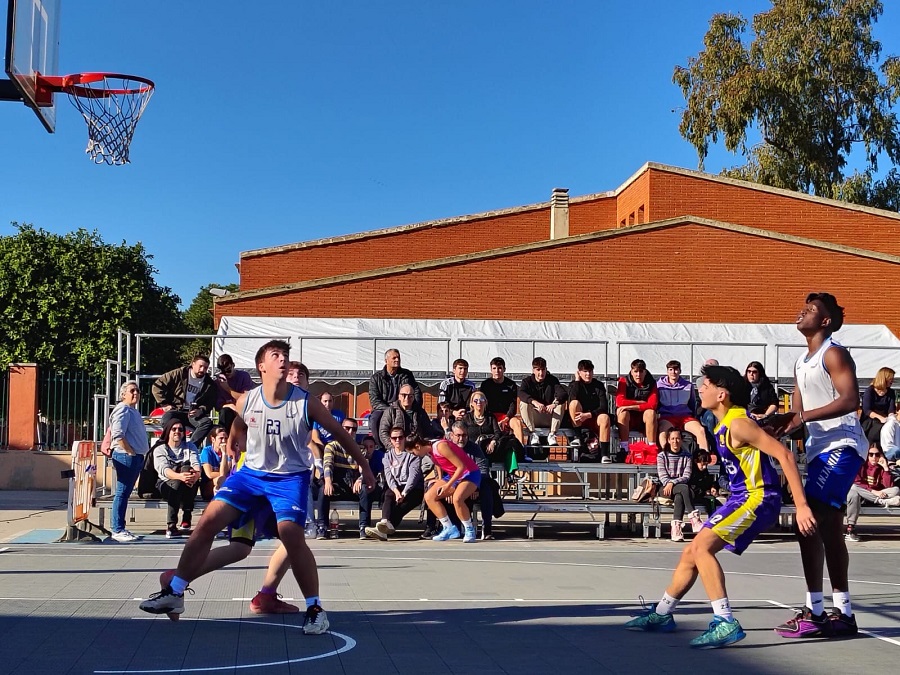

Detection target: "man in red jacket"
[616, 359, 659, 456]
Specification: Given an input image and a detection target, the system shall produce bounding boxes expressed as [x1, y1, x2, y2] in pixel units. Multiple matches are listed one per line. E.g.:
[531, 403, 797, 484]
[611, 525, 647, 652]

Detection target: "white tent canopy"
[215, 316, 900, 383]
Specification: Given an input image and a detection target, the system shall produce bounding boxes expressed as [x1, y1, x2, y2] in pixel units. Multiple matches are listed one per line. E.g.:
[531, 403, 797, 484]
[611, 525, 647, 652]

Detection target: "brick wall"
[650, 170, 900, 257]
[239, 206, 553, 291]
[569, 196, 616, 236]
[217, 222, 900, 337]
[617, 170, 650, 227]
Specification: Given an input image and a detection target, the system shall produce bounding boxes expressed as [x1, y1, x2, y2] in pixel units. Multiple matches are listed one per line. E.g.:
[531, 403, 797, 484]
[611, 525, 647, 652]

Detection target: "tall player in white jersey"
[774, 293, 866, 639]
[141, 340, 375, 635]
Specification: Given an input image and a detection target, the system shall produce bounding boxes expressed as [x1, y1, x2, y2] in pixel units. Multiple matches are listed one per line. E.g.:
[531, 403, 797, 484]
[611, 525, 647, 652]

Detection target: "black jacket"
[568, 378, 609, 417]
[480, 377, 519, 418]
[518, 373, 568, 406]
[368, 366, 422, 411]
[462, 411, 502, 449]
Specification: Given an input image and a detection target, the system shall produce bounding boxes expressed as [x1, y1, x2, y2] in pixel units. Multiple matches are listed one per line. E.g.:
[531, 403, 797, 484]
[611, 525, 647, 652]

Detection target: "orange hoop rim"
[35, 72, 155, 100]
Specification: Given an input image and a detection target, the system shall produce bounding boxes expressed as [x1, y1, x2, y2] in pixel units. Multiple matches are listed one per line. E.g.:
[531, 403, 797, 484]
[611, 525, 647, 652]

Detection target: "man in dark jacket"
[368, 349, 422, 446]
[568, 359, 612, 456]
[480, 356, 527, 445]
[152, 354, 218, 445]
[518, 357, 567, 437]
[439, 358, 476, 421]
[378, 384, 432, 451]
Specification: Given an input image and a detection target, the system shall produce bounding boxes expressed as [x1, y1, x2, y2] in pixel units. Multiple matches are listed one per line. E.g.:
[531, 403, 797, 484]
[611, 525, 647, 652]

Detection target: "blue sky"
[2, 1, 899, 307]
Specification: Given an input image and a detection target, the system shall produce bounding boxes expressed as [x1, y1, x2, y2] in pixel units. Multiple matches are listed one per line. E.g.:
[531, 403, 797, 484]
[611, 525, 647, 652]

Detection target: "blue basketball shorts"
[804, 447, 864, 510]
[442, 469, 482, 489]
[214, 467, 310, 524]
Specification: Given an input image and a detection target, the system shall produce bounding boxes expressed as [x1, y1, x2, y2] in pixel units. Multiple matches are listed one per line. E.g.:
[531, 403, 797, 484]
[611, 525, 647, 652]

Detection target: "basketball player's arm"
[731, 417, 816, 537]
[227, 392, 249, 461]
[307, 396, 376, 490]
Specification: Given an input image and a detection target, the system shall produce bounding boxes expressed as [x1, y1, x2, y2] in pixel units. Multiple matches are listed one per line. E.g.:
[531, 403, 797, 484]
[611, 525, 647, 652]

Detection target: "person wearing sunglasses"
[151, 417, 202, 539]
[845, 446, 899, 542]
[378, 383, 432, 452]
[744, 361, 778, 422]
[365, 427, 424, 541]
[214, 354, 255, 432]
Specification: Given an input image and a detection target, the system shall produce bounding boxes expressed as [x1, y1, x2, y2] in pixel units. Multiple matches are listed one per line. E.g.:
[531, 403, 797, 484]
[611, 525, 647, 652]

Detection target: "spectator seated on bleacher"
[657, 428, 703, 542]
[368, 349, 423, 450]
[518, 357, 567, 443]
[152, 353, 218, 447]
[378, 384, 433, 451]
[480, 356, 527, 445]
[199, 425, 226, 501]
[688, 449, 720, 518]
[615, 359, 658, 455]
[882, 414, 900, 463]
[432, 401, 453, 438]
[656, 360, 709, 454]
[310, 391, 347, 457]
[744, 361, 779, 423]
[213, 353, 255, 432]
[450, 422, 503, 540]
[463, 391, 524, 473]
[862, 367, 896, 445]
[316, 418, 380, 540]
[365, 427, 423, 541]
[152, 418, 202, 539]
[439, 359, 477, 421]
[567, 359, 613, 460]
[845, 445, 900, 542]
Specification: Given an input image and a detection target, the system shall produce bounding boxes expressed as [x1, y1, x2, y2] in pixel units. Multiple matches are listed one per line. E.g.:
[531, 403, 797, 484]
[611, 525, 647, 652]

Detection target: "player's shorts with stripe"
[703, 489, 781, 555]
[214, 467, 310, 524]
[228, 501, 279, 546]
[804, 447, 864, 510]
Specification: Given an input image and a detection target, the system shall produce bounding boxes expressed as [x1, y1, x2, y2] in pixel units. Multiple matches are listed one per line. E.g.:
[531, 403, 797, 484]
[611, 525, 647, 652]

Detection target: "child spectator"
[657, 428, 701, 541]
[845, 445, 899, 542]
[688, 449, 719, 518]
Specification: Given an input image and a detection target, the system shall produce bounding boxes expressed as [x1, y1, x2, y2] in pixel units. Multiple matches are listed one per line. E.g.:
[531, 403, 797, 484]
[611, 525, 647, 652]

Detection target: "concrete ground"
[2, 491, 900, 674]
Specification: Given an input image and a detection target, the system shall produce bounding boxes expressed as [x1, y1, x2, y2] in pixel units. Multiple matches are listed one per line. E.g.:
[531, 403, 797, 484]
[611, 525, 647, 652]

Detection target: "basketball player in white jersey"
[774, 293, 866, 639]
[141, 340, 375, 635]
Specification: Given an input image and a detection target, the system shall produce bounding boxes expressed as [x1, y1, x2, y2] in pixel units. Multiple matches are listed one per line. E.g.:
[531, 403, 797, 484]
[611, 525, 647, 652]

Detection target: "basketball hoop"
[35, 72, 155, 165]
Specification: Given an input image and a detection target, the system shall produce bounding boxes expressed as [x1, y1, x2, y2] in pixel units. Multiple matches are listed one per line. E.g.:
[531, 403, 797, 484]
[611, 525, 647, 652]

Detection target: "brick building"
[215, 162, 900, 337]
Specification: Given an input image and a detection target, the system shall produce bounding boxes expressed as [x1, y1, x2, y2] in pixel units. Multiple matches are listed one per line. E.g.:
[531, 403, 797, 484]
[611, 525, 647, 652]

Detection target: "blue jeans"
[111, 451, 145, 533]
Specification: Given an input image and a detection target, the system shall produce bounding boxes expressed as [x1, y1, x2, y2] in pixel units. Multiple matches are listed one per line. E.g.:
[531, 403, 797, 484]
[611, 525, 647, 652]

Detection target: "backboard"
[4, 0, 60, 132]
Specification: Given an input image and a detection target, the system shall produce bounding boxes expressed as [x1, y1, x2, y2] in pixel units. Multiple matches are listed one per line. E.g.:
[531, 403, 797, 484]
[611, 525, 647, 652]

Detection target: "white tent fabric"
[215, 316, 900, 382]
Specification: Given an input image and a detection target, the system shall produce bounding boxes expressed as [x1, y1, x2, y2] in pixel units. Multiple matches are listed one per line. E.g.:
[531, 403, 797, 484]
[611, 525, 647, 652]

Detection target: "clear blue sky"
[3, 1, 899, 307]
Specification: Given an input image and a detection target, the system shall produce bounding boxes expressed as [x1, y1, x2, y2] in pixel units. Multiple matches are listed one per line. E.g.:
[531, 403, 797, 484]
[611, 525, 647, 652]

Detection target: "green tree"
[179, 283, 239, 363]
[673, 0, 900, 206]
[0, 223, 185, 373]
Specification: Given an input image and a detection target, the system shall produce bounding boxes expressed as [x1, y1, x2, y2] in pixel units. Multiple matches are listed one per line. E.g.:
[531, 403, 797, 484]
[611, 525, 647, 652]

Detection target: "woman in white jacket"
[152, 417, 201, 538]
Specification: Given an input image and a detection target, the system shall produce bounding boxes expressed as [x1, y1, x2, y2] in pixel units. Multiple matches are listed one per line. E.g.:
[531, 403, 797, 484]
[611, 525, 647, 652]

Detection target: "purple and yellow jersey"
[714, 406, 781, 497]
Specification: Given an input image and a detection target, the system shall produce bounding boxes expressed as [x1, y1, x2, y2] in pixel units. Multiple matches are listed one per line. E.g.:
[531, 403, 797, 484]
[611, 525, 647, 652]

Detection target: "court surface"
[2, 498, 900, 674]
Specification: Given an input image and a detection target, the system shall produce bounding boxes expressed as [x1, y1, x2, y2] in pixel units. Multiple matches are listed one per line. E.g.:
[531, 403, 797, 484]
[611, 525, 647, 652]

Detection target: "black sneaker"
[829, 609, 858, 637]
[419, 527, 439, 540]
[302, 604, 330, 635]
[775, 606, 833, 638]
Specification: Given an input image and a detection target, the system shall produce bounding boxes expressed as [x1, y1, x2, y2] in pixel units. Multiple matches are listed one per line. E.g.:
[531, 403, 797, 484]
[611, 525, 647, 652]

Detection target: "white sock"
[655, 592, 679, 616]
[833, 591, 852, 617]
[439, 516, 452, 528]
[806, 591, 825, 615]
[711, 597, 733, 621]
[462, 519, 473, 530]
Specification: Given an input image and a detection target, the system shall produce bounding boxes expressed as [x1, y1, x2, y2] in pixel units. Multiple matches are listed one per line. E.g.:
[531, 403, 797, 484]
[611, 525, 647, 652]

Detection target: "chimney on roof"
[550, 187, 569, 240]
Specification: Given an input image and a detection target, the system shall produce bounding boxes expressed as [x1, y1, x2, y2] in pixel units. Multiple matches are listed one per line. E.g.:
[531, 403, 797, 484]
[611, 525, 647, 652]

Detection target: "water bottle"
[328, 509, 340, 539]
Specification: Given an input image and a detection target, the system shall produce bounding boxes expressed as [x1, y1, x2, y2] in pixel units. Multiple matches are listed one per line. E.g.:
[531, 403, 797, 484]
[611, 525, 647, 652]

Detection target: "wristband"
[799, 411, 806, 424]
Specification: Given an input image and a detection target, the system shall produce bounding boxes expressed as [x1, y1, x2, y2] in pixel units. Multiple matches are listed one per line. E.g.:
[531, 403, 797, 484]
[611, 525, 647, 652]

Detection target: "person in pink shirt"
[407, 433, 481, 543]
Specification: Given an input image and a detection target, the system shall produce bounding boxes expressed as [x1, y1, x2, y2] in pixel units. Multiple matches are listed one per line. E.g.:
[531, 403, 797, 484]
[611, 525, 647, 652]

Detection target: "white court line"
[5, 551, 900, 587]
[0, 547, 9, 554]
[766, 600, 900, 647]
[95, 619, 355, 673]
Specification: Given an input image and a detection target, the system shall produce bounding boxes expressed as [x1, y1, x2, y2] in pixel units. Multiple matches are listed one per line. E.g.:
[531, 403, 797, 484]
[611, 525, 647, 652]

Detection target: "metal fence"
[0, 369, 9, 448]
[38, 370, 104, 451]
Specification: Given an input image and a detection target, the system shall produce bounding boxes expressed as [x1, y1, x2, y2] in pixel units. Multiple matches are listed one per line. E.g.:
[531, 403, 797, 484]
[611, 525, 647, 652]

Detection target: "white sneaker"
[111, 530, 138, 543]
[463, 526, 478, 543]
[670, 520, 684, 542]
[302, 604, 330, 635]
[139, 586, 189, 615]
[688, 510, 704, 533]
[547, 434, 558, 446]
[375, 519, 395, 535]
[882, 496, 900, 508]
[364, 526, 387, 541]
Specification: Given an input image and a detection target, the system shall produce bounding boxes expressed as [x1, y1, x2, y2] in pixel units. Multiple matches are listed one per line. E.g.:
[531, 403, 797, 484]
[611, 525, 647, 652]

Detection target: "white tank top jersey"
[795, 337, 866, 461]
[241, 384, 312, 474]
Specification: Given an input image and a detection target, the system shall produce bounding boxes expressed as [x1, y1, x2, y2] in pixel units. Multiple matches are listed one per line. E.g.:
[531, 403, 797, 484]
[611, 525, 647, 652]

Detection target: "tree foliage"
[179, 283, 240, 363]
[674, 0, 900, 206]
[0, 223, 185, 374]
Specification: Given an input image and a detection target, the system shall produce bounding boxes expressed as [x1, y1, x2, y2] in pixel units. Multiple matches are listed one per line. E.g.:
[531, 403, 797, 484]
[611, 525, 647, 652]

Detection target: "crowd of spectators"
[103, 347, 897, 545]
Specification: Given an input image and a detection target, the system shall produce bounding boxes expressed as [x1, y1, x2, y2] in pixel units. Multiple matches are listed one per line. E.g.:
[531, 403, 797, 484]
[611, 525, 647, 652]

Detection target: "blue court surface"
[1, 530, 899, 674]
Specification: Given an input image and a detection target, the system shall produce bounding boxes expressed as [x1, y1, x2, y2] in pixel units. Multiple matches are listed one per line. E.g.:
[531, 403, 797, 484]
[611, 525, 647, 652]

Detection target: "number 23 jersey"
[241, 384, 311, 474]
